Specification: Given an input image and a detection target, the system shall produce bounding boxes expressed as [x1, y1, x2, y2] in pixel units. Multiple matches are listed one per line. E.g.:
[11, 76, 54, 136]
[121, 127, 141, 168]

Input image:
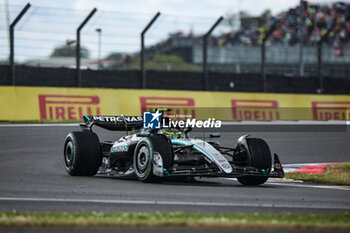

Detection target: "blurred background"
[0, 0, 349, 93]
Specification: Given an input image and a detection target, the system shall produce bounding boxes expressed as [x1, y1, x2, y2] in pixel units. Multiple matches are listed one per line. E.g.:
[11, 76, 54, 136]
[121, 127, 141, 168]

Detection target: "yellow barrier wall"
[0, 86, 349, 121]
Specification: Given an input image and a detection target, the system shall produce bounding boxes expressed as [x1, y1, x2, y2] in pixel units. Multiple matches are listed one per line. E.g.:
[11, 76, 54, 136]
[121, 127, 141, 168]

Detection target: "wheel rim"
[136, 145, 150, 175]
[64, 141, 74, 168]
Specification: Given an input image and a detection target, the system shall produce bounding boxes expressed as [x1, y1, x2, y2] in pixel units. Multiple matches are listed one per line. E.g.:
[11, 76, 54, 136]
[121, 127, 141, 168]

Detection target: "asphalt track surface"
[0, 124, 349, 214]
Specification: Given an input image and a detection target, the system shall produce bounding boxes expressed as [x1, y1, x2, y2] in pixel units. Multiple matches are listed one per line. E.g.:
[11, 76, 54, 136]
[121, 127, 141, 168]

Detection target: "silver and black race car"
[64, 115, 284, 185]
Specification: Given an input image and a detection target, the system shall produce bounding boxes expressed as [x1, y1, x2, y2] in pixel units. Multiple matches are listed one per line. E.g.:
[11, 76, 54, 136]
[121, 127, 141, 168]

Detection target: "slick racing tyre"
[64, 131, 102, 176]
[133, 134, 173, 182]
[237, 138, 272, 186]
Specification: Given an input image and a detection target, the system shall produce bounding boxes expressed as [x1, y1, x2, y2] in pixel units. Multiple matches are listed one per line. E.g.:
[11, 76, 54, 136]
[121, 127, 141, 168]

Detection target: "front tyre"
[133, 134, 173, 182]
[134, 138, 153, 181]
[237, 138, 272, 186]
[64, 131, 102, 176]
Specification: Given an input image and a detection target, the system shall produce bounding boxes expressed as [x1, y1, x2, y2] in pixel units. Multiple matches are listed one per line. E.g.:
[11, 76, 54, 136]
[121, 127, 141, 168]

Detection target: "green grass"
[286, 162, 350, 185]
[0, 212, 350, 228]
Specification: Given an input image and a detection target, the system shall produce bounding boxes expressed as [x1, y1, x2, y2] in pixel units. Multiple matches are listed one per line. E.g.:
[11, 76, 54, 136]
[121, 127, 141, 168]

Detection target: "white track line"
[266, 182, 350, 191]
[283, 163, 337, 168]
[0, 197, 349, 210]
[222, 120, 350, 125]
[0, 121, 349, 127]
[282, 163, 337, 173]
[221, 178, 350, 191]
[0, 123, 79, 127]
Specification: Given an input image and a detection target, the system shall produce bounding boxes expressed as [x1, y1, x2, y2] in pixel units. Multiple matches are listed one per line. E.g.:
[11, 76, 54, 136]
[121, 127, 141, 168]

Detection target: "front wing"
[161, 153, 284, 179]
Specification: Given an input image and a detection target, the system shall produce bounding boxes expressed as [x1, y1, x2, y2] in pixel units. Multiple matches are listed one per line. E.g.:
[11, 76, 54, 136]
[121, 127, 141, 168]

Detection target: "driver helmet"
[160, 128, 183, 139]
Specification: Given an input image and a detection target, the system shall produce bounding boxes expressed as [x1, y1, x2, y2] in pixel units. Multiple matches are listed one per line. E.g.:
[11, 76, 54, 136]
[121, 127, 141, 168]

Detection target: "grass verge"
[285, 162, 350, 185]
[0, 212, 349, 228]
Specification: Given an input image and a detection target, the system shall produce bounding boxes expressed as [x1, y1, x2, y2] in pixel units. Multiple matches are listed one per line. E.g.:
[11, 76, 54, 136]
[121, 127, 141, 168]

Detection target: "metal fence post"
[316, 18, 336, 93]
[317, 43, 323, 92]
[203, 16, 223, 91]
[96, 28, 102, 69]
[141, 12, 160, 89]
[76, 8, 97, 87]
[299, 0, 305, 77]
[9, 3, 31, 86]
[261, 42, 266, 91]
[260, 19, 282, 92]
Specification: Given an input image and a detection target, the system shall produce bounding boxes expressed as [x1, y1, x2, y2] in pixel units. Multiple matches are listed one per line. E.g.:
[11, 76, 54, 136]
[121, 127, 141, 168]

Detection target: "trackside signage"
[0, 86, 349, 121]
[140, 97, 196, 119]
[231, 100, 280, 121]
[39, 94, 100, 120]
[312, 101, 350, 120]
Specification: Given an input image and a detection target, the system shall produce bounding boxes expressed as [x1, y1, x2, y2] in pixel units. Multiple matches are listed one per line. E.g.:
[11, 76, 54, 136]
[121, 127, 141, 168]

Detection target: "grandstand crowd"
[170, 1, 350, 47]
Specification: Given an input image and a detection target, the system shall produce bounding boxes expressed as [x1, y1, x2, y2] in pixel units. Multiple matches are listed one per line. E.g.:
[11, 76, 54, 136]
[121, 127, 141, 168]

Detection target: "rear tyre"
[133, 134, 173, 182]
[64, 131, 102, 176]
[237, 138, 272, 186]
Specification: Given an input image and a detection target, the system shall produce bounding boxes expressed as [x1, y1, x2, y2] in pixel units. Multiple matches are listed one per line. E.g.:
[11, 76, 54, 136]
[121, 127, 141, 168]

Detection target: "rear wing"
[81, 115, 143, 131]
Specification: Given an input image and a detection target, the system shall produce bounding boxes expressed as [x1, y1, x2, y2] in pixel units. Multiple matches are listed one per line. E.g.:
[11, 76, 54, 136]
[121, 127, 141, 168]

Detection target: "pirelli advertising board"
[0, 86, 349, 121]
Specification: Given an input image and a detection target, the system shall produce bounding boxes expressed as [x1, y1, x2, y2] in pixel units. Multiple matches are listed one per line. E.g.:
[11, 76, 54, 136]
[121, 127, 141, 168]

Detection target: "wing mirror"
[210, 133, 220, 138]
[137, 132, 150, 137]
[184, 126, 192, 134]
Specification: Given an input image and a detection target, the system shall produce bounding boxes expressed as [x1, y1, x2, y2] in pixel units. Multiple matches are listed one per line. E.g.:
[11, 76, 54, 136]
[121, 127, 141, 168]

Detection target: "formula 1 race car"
[63, 115, 284, 185]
